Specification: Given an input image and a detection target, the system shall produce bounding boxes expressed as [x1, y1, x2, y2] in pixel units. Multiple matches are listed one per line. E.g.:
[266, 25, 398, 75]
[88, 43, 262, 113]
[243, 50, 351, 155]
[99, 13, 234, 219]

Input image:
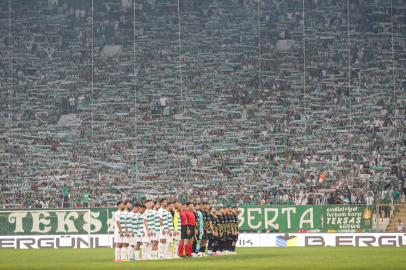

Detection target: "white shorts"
[142, 234, 151, 243]
[114, 234, 124, 244]
[159, 233, 167, 241]
[136, 235, 143, 243]
[166, 235, 173, 244]
[129, 236, 136, 246]
[151, 232, 159, 242]
[123, 236, 130, 244]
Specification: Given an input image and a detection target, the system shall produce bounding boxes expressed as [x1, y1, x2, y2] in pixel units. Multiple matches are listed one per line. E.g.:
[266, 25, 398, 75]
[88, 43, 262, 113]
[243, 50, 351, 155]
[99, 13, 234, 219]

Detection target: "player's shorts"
[114, 233, 124, 244]
[181, 225, 187, 239]
[207, 232, 213, 240]
[142, 234, 151, 243]
[151, 232, 159, 242]
[159, 232, 167, 241]
[136, 234, 143, 243]
[202, 229, 207, 239]
[185, 226, 195, 240]
[129, 236, 136, 246]
[226, 232, 232, 240]
[166, 234, 173, 244]
[123, 236, 130, 244]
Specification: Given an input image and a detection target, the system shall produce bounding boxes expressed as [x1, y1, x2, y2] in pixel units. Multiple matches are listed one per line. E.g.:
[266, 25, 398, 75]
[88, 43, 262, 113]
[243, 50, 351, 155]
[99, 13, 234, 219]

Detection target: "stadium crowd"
[0, 0, 406, 212]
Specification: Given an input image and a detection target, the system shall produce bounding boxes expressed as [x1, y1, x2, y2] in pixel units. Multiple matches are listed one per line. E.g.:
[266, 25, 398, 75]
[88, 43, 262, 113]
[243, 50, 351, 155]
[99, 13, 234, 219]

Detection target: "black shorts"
[207, 232, 213, 240]
[202, 230, 207, 239]
[226, 232, 232, 240]
[181, 225, 187, 239]
[186, 226, 195, 240]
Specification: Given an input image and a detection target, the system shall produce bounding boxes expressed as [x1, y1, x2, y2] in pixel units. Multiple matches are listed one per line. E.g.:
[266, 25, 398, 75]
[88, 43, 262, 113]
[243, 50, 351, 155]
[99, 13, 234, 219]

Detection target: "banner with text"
[237, 206, 321, 232]
[322, 206, 373, 231]
[0, 209, 116, 236]
[2, 233, 405, 249]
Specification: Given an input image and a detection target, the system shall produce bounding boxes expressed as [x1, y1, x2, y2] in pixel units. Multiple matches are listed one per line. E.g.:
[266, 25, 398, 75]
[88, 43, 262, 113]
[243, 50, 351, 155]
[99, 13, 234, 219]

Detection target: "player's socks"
[201, 246, 206, 254]
[115, 247, 121, 260]
[166, 242, 171, 257]
[173, 243, 179, 257]
[142, 243, 149, 259]
[208, 240, 213, 252]
[188, 244, 193, 255]
[121, 246, 127, 259]
[158, 243, 163, 258]
[135, 250, 140, 259]
[178, 245, 184, 256]
[128, 246, 134, 260]
[147, 244, 152, 258]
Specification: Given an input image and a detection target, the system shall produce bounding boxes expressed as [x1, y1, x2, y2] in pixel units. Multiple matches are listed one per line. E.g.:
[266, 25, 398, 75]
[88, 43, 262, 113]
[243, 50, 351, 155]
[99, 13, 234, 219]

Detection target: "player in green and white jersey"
[129, 204, 139, 261]
[114, 201, 125, 262]
[121, 201, 132, 261]
[158, 198, 170, 259]
[151, 201, 161, 259]
[134, 204, 146, 260]
[142, 200, 155, 259]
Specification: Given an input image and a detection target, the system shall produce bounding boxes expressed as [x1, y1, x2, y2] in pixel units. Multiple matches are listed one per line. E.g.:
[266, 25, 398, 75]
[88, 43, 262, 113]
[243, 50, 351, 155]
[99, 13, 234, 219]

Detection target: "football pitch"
[0, 247, 404, 270]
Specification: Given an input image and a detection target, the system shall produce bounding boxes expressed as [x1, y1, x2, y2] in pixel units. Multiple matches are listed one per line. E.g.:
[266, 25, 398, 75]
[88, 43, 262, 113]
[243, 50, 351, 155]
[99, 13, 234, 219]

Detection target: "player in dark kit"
[210, 207, 221, 255]
[217, 207, 226, 255]
[200, 202, 209, 255]
[225, 206, 235, 254]
[231, 207, 239, 254]
[207, 206, 215, 255]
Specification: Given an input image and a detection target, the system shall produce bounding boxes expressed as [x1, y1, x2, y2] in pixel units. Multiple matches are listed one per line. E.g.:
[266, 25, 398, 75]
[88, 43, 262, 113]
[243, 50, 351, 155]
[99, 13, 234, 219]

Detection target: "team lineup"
[114, 199, 239, 261]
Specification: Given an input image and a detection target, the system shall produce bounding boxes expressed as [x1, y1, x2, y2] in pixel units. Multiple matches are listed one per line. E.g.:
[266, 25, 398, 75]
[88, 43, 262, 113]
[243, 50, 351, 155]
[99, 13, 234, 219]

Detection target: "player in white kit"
[165, 201, 174, 258]
[151, 201, 161, 259]
[114, 201, 125, 262]
[121, 201, 132, 261]
[142, 200, 155, 260]
[129, 204, 139, 261]
[135, 204, 146, 260]
[158, 199, 170, 259]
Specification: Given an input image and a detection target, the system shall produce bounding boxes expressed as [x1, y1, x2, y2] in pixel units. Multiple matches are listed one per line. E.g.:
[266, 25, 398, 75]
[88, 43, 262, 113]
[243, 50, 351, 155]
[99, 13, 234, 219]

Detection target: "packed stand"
[0, 0, 405, 212]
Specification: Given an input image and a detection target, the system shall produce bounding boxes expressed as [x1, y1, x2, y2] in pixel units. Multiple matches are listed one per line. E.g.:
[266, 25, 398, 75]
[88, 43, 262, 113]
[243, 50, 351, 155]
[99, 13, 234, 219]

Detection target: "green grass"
[0, 247, 405, 270]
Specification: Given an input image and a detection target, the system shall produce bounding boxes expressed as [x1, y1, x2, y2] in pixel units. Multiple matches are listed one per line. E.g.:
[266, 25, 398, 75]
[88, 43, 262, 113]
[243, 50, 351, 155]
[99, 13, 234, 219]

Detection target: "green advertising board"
[0, 208, 116, 235]
[2, 205, 371, 236]
[237, 206, 322, 232]
[322, 205, 373, 231]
